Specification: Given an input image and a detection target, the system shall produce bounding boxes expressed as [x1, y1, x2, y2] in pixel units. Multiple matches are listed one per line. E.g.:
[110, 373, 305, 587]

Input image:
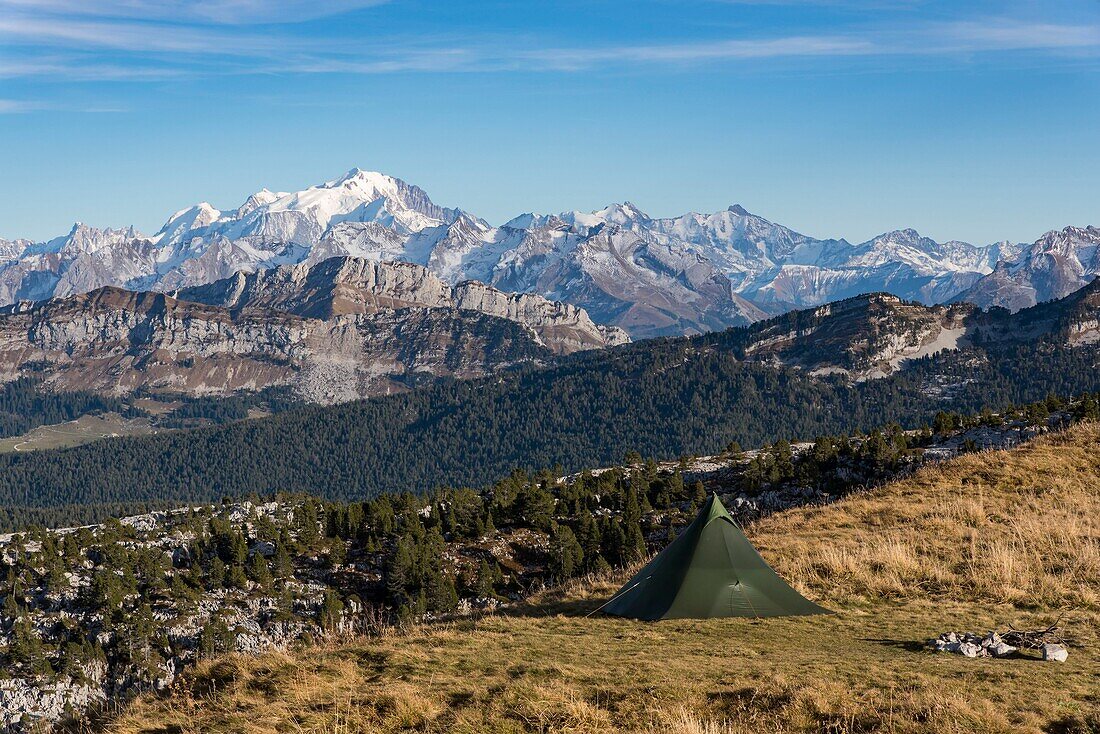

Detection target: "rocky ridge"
[176, 256, 628, 354]
[0, 270, 1093, 406]
[953, 226, 1100, 311]
[727, 279, 1100, 379]
[0, 256, 627, 403]
[0, 287, 553, 403]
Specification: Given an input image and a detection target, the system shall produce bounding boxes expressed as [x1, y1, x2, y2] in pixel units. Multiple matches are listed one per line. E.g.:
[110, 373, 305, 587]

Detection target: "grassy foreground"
[109, 425, 1100, 734]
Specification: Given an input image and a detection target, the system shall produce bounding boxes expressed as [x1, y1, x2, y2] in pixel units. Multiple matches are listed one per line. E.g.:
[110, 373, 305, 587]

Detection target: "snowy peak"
[154, 168, 466, 248]
[158, 203, 223, 244]
[953, 224, 1100, 311]
[235, 189, 283, 219]
[599, 201, 650, 225]
[3, 166, 1096, 339]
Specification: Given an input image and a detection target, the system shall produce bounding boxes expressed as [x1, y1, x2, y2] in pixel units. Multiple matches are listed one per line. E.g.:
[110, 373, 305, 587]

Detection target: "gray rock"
[957, 642, 983, 658]
[990, 642, 1017, 658]
[1041, 643, 1068, 662]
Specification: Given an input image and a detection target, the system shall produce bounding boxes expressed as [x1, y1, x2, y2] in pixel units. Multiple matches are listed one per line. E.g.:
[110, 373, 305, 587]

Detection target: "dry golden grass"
[754, 422, 1100, 610]
[109, 424, 1100, 734]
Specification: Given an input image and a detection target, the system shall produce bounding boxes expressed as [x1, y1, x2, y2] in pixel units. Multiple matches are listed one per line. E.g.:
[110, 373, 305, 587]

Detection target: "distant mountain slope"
[0, 283, 1096, 513]
[0, 288, 542, 403]
[952, 226, 1100, 311]
[3, 167, 1091, 338]
[720, 279, 1100, 379]
[177, 256, 627, 353]
[0, 258, 625, 403]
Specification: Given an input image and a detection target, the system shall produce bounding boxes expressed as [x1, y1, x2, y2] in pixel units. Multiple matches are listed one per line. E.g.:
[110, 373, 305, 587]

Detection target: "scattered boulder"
[1041, 643, 1069, 662]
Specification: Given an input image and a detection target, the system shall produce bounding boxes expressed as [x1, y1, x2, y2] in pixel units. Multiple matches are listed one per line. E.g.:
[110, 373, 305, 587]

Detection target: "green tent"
[602, 494, 830, 620]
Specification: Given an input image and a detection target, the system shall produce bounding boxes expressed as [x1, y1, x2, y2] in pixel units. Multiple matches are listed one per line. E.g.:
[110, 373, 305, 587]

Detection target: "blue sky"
[1, 0, 1098, 244]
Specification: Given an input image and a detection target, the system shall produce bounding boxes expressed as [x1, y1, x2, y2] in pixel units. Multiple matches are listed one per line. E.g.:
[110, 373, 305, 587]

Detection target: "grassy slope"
[0, 413, 155, 453]
[109, 425, 1100, 734]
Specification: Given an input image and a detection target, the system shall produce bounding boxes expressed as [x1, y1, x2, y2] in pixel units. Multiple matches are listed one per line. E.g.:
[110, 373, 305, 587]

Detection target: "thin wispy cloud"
[0, 98, 42, 113]
[0, 4, 1096, 83]
[938, 20, 1100, 53]
[0, 0, 389, 25]
[0, 97, 122, 113]
[0, 13, 300, 55]
[520, 36, 877, 71]
[0, 57, 184, 81]
[523, 19, 1100, 70]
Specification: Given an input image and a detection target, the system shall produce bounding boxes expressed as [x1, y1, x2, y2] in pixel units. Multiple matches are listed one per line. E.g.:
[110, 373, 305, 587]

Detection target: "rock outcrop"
[177, 257, 628, 354]
[953, 226, 1100, 311]
[0, 287, 555, 403]
[729, 280, 1100, 379]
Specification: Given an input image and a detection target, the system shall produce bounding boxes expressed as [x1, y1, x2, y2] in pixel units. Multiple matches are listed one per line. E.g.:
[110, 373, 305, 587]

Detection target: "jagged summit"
[3, 167, 1098, 338]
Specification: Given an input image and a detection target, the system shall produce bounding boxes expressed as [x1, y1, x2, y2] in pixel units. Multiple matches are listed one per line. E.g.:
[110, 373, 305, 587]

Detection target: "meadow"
[108, 424, 1100, 734]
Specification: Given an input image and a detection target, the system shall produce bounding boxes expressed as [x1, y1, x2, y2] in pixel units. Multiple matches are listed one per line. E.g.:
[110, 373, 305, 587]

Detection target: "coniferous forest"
[0, 333, 1096, 528]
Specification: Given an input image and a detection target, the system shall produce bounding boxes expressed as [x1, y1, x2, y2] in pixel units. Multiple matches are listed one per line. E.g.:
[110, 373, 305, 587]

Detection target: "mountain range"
[3, 168, 1097, 339]
[0, 255, 1094, 404]
[0, 258, 626, 403]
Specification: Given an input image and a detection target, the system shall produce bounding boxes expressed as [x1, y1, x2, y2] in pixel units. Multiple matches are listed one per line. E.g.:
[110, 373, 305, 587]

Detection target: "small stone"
[981, 632, 1001, 648]
[1041, 643, 1068, 662]
[990, 642, 1017, 658]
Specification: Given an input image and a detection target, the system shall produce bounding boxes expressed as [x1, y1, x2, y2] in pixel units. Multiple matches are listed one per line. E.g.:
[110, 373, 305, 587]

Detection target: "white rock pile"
[929, 631, 1017, 658]
[929, 631, 1069, 662]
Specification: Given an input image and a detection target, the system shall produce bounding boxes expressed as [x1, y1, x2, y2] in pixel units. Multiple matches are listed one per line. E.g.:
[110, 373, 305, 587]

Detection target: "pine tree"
[247, 552, 273, 589]
[198, 617, 235, 658]
[601, 520, 628, 567]
[208, 557, 226, 589]
[548, 523, 584, 581]
[9, 617, 52, 676]
[384, 536, 415, 605]
[317, 589, 345, 631]
[474, 559, 497, 599]
[426, 571, 459, 613]
[515, 481, 555, 530]
[575, 513, 602, 571]
[272, 540, 293, 580]
[620, 484, 647, 564]
[226, 564, 249, 589]
[691, 480, 707, 505]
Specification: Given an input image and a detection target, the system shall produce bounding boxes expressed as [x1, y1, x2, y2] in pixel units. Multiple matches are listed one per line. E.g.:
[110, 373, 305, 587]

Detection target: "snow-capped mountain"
[951, 226, 1100, 311]
[1, 168, 1094, 338]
